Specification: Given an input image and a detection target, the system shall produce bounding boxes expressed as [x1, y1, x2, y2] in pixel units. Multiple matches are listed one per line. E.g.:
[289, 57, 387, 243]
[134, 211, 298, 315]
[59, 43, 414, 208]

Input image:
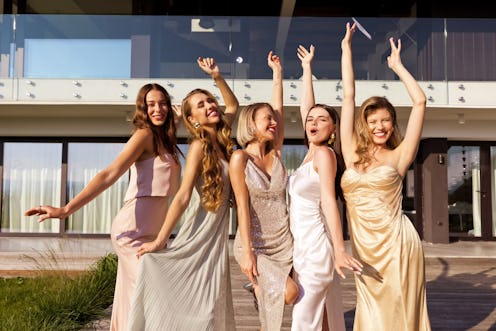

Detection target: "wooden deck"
[231, 257, 496, 331]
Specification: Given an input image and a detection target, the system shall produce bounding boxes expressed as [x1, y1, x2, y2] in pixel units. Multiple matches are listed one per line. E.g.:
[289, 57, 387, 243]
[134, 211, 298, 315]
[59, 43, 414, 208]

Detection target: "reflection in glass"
[491, 147, 496, 236]
[447, 146, 480, 237]
[66, 143, 127, 234]
[2, 142, 61, 233]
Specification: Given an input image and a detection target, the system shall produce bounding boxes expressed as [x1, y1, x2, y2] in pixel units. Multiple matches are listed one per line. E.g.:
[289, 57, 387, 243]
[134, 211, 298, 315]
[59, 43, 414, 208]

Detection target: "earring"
[248, 127, 255, 135]
[193, 122, 200, 129]
[328, 133, 335, 145]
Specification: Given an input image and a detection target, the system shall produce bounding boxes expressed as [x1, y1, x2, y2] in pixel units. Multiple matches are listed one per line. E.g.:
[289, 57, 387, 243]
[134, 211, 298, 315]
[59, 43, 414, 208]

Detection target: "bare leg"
[284, 275, 299, 305]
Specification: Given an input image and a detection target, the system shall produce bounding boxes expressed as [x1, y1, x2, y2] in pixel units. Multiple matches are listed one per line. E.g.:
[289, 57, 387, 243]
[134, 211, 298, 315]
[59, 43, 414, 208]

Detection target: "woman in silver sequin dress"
[230, 51, 298, 331]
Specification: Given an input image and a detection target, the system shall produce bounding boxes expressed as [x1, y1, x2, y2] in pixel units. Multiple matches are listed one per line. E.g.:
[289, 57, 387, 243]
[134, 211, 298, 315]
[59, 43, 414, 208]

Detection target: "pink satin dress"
[109, 153, 180, 331]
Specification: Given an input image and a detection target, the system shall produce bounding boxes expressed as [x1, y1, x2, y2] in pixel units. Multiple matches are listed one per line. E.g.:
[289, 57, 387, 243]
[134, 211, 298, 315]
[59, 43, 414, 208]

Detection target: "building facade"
[1, 1, 495, 242]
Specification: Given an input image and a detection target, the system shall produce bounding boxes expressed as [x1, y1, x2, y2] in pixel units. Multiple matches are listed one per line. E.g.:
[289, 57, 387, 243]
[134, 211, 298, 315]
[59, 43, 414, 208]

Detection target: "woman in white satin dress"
[288, 44, 362, 331]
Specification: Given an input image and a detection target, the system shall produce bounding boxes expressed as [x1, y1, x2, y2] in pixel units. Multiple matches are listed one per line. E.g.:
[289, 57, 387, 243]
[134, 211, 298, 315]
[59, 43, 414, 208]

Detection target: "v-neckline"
[247, 154, 276, 182]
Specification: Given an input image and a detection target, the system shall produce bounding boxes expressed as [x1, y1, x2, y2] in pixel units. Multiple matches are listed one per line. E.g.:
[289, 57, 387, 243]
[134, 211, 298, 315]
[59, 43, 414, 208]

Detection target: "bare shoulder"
[187, 139, 203, 155]
[230, 149, 249, 166]
[315, 145, 336, 159]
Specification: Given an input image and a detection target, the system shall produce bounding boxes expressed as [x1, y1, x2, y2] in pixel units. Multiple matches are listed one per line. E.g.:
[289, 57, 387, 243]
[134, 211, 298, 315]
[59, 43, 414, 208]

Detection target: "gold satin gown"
[341, 165, 431, 331]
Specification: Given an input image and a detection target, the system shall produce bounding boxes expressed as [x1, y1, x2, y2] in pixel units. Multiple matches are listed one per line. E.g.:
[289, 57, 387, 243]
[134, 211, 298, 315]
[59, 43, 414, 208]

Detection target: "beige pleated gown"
[127, 159, 235, 331]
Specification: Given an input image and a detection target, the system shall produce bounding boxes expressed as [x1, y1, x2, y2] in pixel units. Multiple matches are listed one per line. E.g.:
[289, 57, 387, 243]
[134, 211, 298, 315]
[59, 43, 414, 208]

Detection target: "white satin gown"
[288, 159, 345, 331]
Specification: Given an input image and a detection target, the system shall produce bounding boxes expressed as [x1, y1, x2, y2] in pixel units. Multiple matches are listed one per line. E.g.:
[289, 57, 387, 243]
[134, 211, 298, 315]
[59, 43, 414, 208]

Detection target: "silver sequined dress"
[233, 155, 293, 331]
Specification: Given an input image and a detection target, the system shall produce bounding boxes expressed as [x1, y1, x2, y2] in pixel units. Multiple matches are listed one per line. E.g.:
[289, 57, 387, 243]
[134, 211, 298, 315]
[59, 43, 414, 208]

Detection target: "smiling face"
[366, 108, 394, 146]
[146, 89, 169, 126]
[305, 106, 336, 146]
[186, 91, 220, 128]
[252, 106, 277, 143]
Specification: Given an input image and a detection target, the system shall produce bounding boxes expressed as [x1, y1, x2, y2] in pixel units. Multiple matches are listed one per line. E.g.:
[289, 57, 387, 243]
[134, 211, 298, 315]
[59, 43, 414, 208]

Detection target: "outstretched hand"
[24, 205, 64, 223]
[387, 37, 403, 71]
[197, 57, 220, 77]
[297, 44, 314, 67]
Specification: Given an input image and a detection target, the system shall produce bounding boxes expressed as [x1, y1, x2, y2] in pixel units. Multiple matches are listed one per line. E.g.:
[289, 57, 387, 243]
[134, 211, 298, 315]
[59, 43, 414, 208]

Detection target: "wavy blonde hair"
[181, 88, 234, 212]
[354, 96, 402, 169]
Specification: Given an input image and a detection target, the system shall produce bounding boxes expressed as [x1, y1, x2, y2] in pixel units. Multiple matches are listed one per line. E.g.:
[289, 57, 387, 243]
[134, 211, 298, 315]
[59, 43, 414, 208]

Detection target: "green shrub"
[0, 253, 117, 331]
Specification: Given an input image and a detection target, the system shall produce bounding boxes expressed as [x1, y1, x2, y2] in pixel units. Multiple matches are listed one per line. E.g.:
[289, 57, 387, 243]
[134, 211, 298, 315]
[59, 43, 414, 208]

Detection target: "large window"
[1, 140, 310, 237]
[490, 147, 496, 237]
[66, 143, 127, 234]
[24, 39, 131, 78]
[2, 142, 62, 233]
[447, 146, 481, 237]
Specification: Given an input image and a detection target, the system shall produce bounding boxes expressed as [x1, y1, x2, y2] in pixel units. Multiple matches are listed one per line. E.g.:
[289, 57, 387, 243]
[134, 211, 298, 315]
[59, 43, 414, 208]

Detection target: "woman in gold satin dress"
[340, 22, 432, 330]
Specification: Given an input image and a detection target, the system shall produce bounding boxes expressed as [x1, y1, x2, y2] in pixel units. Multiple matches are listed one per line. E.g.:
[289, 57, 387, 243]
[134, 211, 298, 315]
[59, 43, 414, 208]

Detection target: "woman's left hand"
[334, 251, 363, 279]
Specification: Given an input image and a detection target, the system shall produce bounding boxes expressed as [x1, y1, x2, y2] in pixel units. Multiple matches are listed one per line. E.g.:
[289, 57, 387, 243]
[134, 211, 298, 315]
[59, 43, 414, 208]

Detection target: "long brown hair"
[303, 104, 345, 201]
[354, 96, 402, 169]
[132, 83, 181, 163]
[181, 88, 234, 212]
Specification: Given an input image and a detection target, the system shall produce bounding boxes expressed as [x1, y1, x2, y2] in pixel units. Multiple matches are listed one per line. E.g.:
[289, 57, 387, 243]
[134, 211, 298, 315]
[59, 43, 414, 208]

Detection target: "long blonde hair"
[181, 88, 234, 212]
[354, 96, 402, 169]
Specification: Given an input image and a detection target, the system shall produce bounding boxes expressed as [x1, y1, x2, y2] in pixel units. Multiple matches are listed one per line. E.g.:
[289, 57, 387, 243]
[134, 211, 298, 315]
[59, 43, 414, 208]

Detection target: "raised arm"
[25, 129, 149, 222]
[297, 44, 315, 128]
[267, 50, 284, 150]
[387, 38, 427, 176]
[229, 150, 259, 284]
[340, 22, 357, 167]
[197, 56, 239, 127]
[136, 139, 203, 256]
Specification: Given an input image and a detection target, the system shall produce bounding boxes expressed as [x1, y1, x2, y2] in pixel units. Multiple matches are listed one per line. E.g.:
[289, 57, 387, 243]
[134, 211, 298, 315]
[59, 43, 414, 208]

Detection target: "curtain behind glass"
[282, 145, 307, 174]
[66, 143, 127, 234]
[2, 143, 61, 233]
[491, 147, 496, 236]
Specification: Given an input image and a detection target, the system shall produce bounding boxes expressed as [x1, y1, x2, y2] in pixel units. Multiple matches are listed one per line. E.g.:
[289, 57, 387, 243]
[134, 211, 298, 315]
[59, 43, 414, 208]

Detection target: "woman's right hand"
[241, 249, 259, 285]
[136, 240, 167, 258]
[24, 205, 66, 223]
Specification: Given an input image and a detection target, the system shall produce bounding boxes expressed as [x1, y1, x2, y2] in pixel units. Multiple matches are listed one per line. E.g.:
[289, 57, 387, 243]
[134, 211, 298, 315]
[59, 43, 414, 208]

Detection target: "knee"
[284, 277, 299, 305]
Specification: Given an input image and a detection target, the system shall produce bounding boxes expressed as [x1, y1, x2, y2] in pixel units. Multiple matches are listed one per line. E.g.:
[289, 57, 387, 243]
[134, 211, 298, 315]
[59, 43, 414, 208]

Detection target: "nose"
[152, 104, 161, 112]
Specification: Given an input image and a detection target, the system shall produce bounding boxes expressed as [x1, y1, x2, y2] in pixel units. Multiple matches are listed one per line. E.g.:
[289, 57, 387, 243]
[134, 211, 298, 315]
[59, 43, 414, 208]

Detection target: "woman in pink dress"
[24, 83, 182, 331]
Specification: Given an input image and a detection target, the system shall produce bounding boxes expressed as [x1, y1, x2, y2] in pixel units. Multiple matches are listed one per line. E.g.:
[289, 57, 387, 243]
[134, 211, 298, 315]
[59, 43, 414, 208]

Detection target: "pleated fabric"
[110, 153, 180, 331]
[341, 165, 431, 331]
[127, 159, 235, 331]
[233, 155, 293, 331]
[289, 160, 345, 331]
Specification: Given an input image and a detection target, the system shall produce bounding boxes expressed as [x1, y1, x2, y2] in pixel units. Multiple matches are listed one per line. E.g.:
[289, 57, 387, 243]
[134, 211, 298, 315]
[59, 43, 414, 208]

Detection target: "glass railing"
[0, 15, 495, 81]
